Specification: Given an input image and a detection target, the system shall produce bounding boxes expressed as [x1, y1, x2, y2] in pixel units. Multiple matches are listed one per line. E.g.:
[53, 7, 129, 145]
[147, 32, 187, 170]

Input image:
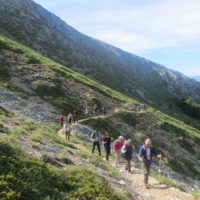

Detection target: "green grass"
[150, 172, 186, 191]
[80, 115, 121, 138]
[153, 109, 200, 144]
[0, 140, 124, 200]
[192, 191, 200, 199]
[0, 35, 135, 105]
[177, 98, 200, 119]
[0, 107, 126, 200]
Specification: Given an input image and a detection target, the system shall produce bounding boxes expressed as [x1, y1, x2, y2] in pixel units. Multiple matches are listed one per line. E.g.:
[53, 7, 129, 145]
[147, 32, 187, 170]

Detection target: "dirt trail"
[109, 161, 195, 200]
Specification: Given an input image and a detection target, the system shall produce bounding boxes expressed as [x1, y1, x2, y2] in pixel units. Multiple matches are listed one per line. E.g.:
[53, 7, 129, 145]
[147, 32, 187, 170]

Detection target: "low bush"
[0, 140, 123, 200]
[177, 99, 200, 119]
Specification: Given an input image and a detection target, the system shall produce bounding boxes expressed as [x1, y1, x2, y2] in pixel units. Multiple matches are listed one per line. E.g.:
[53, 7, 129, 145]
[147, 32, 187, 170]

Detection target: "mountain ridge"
[1, 0, 200, 109]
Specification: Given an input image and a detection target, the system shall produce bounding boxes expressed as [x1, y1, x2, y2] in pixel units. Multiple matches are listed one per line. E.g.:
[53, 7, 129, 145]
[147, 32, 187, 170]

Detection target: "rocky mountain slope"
[0, 1, 200, 198]
[0, 35, 200, 197]
[0, 35, 125, 122]
[1, 0, 200, 110]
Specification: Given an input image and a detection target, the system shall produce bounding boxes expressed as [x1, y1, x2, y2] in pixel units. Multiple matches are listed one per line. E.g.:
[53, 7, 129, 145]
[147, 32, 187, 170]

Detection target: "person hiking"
[59, 115, 64, 126]
[139, 138, 159, 189]
[101, 105, 106, 115]
[91, 132, 101, 156]
[73, 110, 78, 123]
[102, 134, 111, 161]
[113, 136, 124, 166]
[63, 123, 71, 141]
[121, 139, 134, 173]
[67, 112, 73, 125]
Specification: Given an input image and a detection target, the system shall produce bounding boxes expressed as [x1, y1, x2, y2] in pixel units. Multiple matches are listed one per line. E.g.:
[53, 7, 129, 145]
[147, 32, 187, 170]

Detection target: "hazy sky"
[34, 0, 200, 76]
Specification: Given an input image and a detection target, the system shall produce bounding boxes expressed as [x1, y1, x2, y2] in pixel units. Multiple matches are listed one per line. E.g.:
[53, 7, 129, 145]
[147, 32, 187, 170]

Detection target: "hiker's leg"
[68, 133, 70, 141]
[115, 152, 118, 166]
[105, 148, 109, 161]
[146, 163, 151, 184]
[128, 160, 131, 172]
[92, 142, 96, 153]
[65, 132, 68, 141]
[125, 160, 128, 171]
[144, 163, 151, 186]
[106, 146, 110, 160]
[97, 142, 101, 156]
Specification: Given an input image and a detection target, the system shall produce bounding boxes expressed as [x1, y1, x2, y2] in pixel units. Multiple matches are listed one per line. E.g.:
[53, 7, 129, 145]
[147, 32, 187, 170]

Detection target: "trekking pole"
[157, 153, 163, 179]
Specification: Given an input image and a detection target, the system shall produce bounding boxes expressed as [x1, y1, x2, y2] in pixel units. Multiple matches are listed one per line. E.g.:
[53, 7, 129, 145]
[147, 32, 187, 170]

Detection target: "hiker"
[85, 108, 89, 116]
[139, 138, 158, 189]
[102, 134, 111, 161]
[59, 115, 64, 126]
[101, 105, 106, 115]
[63, 123, 71, 141]
[113, 136, 124, 166]
[67, 112, 73, 125]
[73, 110, 78, 123]
[93, 105, 98, 115]
[121, 139, 134, 173]
[91, 132, 101, 156]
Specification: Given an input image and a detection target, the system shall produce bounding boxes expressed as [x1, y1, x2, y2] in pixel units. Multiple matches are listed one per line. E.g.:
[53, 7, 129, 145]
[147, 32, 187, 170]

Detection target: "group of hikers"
[59, 111, 78, 141]
[59, 109, 162, 189]
[59, 110, 78, 126]
[91, 132, 162, 189]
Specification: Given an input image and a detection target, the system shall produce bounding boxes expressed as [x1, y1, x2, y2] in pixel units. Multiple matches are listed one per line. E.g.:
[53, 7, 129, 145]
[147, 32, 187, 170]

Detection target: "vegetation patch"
[150, 172, 185, 191]
[0, 37, 24, 54]
[160, 121, 188, 137]
[166, 158, 199, 178]
[114, 111, 137, 127]
[25, 54, 41, 64]
[177, 99, 200, 119]
[33, 80, 64, 97]
[80, 116, 121, 138]
[0, 141, 123, 200]
[0, 66, 10, 83]
[177, 138, 196, 154]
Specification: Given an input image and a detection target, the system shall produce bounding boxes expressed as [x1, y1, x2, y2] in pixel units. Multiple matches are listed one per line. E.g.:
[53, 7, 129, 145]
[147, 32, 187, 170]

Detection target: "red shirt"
[60, 116, 64, 123]
[113, 140, 124, 151]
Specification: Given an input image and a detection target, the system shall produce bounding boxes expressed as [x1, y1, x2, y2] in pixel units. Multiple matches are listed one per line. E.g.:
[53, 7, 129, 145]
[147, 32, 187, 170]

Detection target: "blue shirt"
[139, 145, 157, 164]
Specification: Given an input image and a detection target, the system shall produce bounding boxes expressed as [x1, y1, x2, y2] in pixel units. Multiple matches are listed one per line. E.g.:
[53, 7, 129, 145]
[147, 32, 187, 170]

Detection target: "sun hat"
[118, 135, 124, 140]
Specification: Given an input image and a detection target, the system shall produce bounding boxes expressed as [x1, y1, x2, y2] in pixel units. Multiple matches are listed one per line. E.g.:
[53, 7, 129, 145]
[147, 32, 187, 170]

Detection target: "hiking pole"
[157, 153, 163, 178]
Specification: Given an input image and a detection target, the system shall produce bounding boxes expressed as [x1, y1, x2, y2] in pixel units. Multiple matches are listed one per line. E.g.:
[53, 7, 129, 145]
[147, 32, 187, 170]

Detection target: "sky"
[34, 0, 200, 76]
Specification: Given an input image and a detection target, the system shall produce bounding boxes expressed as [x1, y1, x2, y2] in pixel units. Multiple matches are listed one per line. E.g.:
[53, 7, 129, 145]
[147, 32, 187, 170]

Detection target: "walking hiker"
[101, 105, 106, 115]
[102, 134, 111, 161]
[67, 112, 73, 125]
[73, 110, 78, 123]
[113, 136, 124, 166]
[139, 138, 158, 189]
[121, 139, 134, 173]
[63, 123, 71, 141]
[91, 132, 101, 156]
[59, 115, 64, 126]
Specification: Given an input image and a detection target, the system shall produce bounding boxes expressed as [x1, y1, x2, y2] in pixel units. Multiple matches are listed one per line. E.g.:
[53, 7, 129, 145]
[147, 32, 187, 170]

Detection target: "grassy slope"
[0, 35, 135, 105]
[80, 108, 200, 180]
[0, 107, 127, 200]
[0, 35, 200, 185]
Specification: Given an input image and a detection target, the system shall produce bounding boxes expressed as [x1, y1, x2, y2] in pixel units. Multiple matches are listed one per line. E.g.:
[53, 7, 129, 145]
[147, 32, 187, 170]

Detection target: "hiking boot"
[145, 183, 150, 189]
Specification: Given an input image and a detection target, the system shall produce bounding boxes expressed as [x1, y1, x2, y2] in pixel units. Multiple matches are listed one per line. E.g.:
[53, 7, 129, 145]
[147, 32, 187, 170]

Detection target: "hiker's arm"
[139, 147, 145, 162]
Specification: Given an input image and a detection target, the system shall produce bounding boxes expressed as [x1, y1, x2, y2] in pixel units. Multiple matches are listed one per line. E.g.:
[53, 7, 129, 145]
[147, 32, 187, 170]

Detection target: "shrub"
[177, 99, 200, 119]
[0, 66, 10, 83]
[0, 140, 123, 200]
